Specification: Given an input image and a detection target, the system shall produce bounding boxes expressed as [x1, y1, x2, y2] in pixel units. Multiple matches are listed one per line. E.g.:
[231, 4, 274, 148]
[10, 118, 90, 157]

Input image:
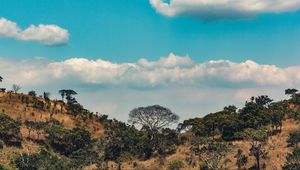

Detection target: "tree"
[0, 113, 22, 146]
[59, 89, 67, 102]
[191, 137, 230, 170]
[269, 103, 285, 133]
[241, 128, 269, 170]
[283, 147, 300, 169]
[28, 91, 37, 97]
[43, 92, 51, 110]
[14, 149, 71, 170]
[128, 105, 179, 131]
[285, 89, 298, 96]
[287, 131, 300, 148]
[12, 84, 21, 93]
[58, 89, 76, 102]
[235, 149, 248, 170]
[24, 120, 35, 138]
[0, 76, 2, 82]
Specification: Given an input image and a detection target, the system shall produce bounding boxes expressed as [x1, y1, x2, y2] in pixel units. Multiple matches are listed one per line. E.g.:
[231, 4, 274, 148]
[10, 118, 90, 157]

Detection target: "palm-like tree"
[59, 89, 67, 102]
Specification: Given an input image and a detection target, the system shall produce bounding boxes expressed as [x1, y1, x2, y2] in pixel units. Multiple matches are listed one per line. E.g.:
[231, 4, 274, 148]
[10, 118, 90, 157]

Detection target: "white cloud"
[0, 54, 298, 120]
[149, 0, 300, 20]
[0, 53, 299, 88]
[0, 17, 69, 45]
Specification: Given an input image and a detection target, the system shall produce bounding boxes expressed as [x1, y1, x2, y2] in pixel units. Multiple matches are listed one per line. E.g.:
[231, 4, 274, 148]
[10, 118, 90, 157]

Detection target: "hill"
[0, 90, 300, 170]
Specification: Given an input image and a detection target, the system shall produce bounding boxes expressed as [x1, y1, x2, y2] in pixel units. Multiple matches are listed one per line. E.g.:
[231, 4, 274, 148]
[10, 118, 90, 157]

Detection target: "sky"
[1, 0, 300, 122]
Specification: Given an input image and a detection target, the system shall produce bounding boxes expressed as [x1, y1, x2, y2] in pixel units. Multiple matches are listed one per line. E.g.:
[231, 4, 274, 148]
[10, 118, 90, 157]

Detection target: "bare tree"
[12, 84, 21, 93]
[128, 105, 179, 131]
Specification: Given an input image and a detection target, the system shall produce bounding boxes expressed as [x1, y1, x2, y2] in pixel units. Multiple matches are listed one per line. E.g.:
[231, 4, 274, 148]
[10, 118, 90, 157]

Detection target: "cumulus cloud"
[149, 0, 300, 20]
[0, 53, 299, 88]
[1, 54, 297, 120]
[0, 17, 69, 45]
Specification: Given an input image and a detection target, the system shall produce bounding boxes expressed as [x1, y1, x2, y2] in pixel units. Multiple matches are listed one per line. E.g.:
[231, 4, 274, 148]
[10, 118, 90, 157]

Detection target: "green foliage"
[240, 128, 269, 170]
[286, 89, 299, 96]
[167, 160, 184, 170]
[191, 137, 230, 170]
[14, 150, 71, 170]
[0, 113, 22, 146]
[235, 149, 248, 170]
[69, 148, 98, 168]
[42, 119, 98, 167]
[28, 91, 36, 97]
[45, 121, 94, 156]
[283, 147, 300, 170]
[0, 164, 5, 170]
[103, 120, 179, 162]
[178, 95, 279, 142]
[287, 131, 300, 147]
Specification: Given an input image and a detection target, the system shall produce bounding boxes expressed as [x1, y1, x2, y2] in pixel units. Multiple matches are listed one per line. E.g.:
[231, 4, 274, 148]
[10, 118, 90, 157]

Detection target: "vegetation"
[1, 75, 300, 169]
[235, 149, 248, 170]
[0, 113, 22, 146]
[167, 160, 184, 170]
[283, 147, 300, 170]
[14, 150, 71, 170]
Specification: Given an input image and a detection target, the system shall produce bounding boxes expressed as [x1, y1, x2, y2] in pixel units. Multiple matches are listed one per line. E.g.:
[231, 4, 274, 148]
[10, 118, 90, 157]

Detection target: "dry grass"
[0, 92, 104, 139]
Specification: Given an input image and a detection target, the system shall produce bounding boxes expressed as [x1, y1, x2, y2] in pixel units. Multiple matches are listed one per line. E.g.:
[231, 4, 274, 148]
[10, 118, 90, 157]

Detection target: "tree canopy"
[128, 105, 179, 131]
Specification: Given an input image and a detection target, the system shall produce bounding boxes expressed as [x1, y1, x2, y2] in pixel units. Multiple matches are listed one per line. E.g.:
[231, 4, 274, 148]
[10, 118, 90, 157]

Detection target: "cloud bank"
[0, 53, 297, 120]
[0, 17, 69, 45]
[0, 53, 299, 88]
[149, 0, 300, 20]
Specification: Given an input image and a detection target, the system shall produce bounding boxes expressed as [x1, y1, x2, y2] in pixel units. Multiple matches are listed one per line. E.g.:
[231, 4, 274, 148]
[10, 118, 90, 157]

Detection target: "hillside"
[0, 92, 104, 138]
[1, 90, 300, 170]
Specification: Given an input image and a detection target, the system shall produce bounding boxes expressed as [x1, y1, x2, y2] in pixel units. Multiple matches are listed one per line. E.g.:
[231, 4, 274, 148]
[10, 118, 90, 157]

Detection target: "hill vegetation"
[1, 76, 300, 170]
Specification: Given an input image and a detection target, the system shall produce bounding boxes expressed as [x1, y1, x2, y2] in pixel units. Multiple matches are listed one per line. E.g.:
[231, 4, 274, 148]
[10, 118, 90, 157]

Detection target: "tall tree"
[128, 105, 179, 131]
[285, 89, 298, 96]
[191, 137, 230, 170]
[59, 89, 67, 102]
[12, 84, 21, 93]
[241, 128, 269, 170]
[235, 149, 248, 170]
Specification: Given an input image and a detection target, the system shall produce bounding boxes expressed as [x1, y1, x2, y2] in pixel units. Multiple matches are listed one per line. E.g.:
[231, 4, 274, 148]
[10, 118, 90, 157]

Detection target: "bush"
[14, 150, 71, 170]
[167, 160, 184, 170]
[0, 113, 22, 146]
[287, 131, 300, 147]
[45, 121, 94, 156]
[283, 147, 300, 170]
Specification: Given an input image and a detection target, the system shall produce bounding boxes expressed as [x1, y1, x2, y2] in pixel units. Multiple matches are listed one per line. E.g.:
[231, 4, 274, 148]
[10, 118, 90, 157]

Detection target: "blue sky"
[1, 0, 300, 121]
[0, 0, 300, 66]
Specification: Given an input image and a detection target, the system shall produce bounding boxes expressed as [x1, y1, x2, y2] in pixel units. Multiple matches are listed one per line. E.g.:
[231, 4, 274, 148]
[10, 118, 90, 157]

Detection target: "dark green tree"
[0, 113, 22, 146]
[287, 131, 300, 148]
[285, 89, 298, 96]
[283, 147, 300, 170]
[241, 128, 269, 170]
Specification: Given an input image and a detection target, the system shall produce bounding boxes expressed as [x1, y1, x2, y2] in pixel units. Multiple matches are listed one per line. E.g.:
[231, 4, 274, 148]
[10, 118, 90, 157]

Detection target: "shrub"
[283, 147, 300, 170]
[0, 113, 22, 146]
[167, 160, 184, 170]
[14, 150, 71, 170]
